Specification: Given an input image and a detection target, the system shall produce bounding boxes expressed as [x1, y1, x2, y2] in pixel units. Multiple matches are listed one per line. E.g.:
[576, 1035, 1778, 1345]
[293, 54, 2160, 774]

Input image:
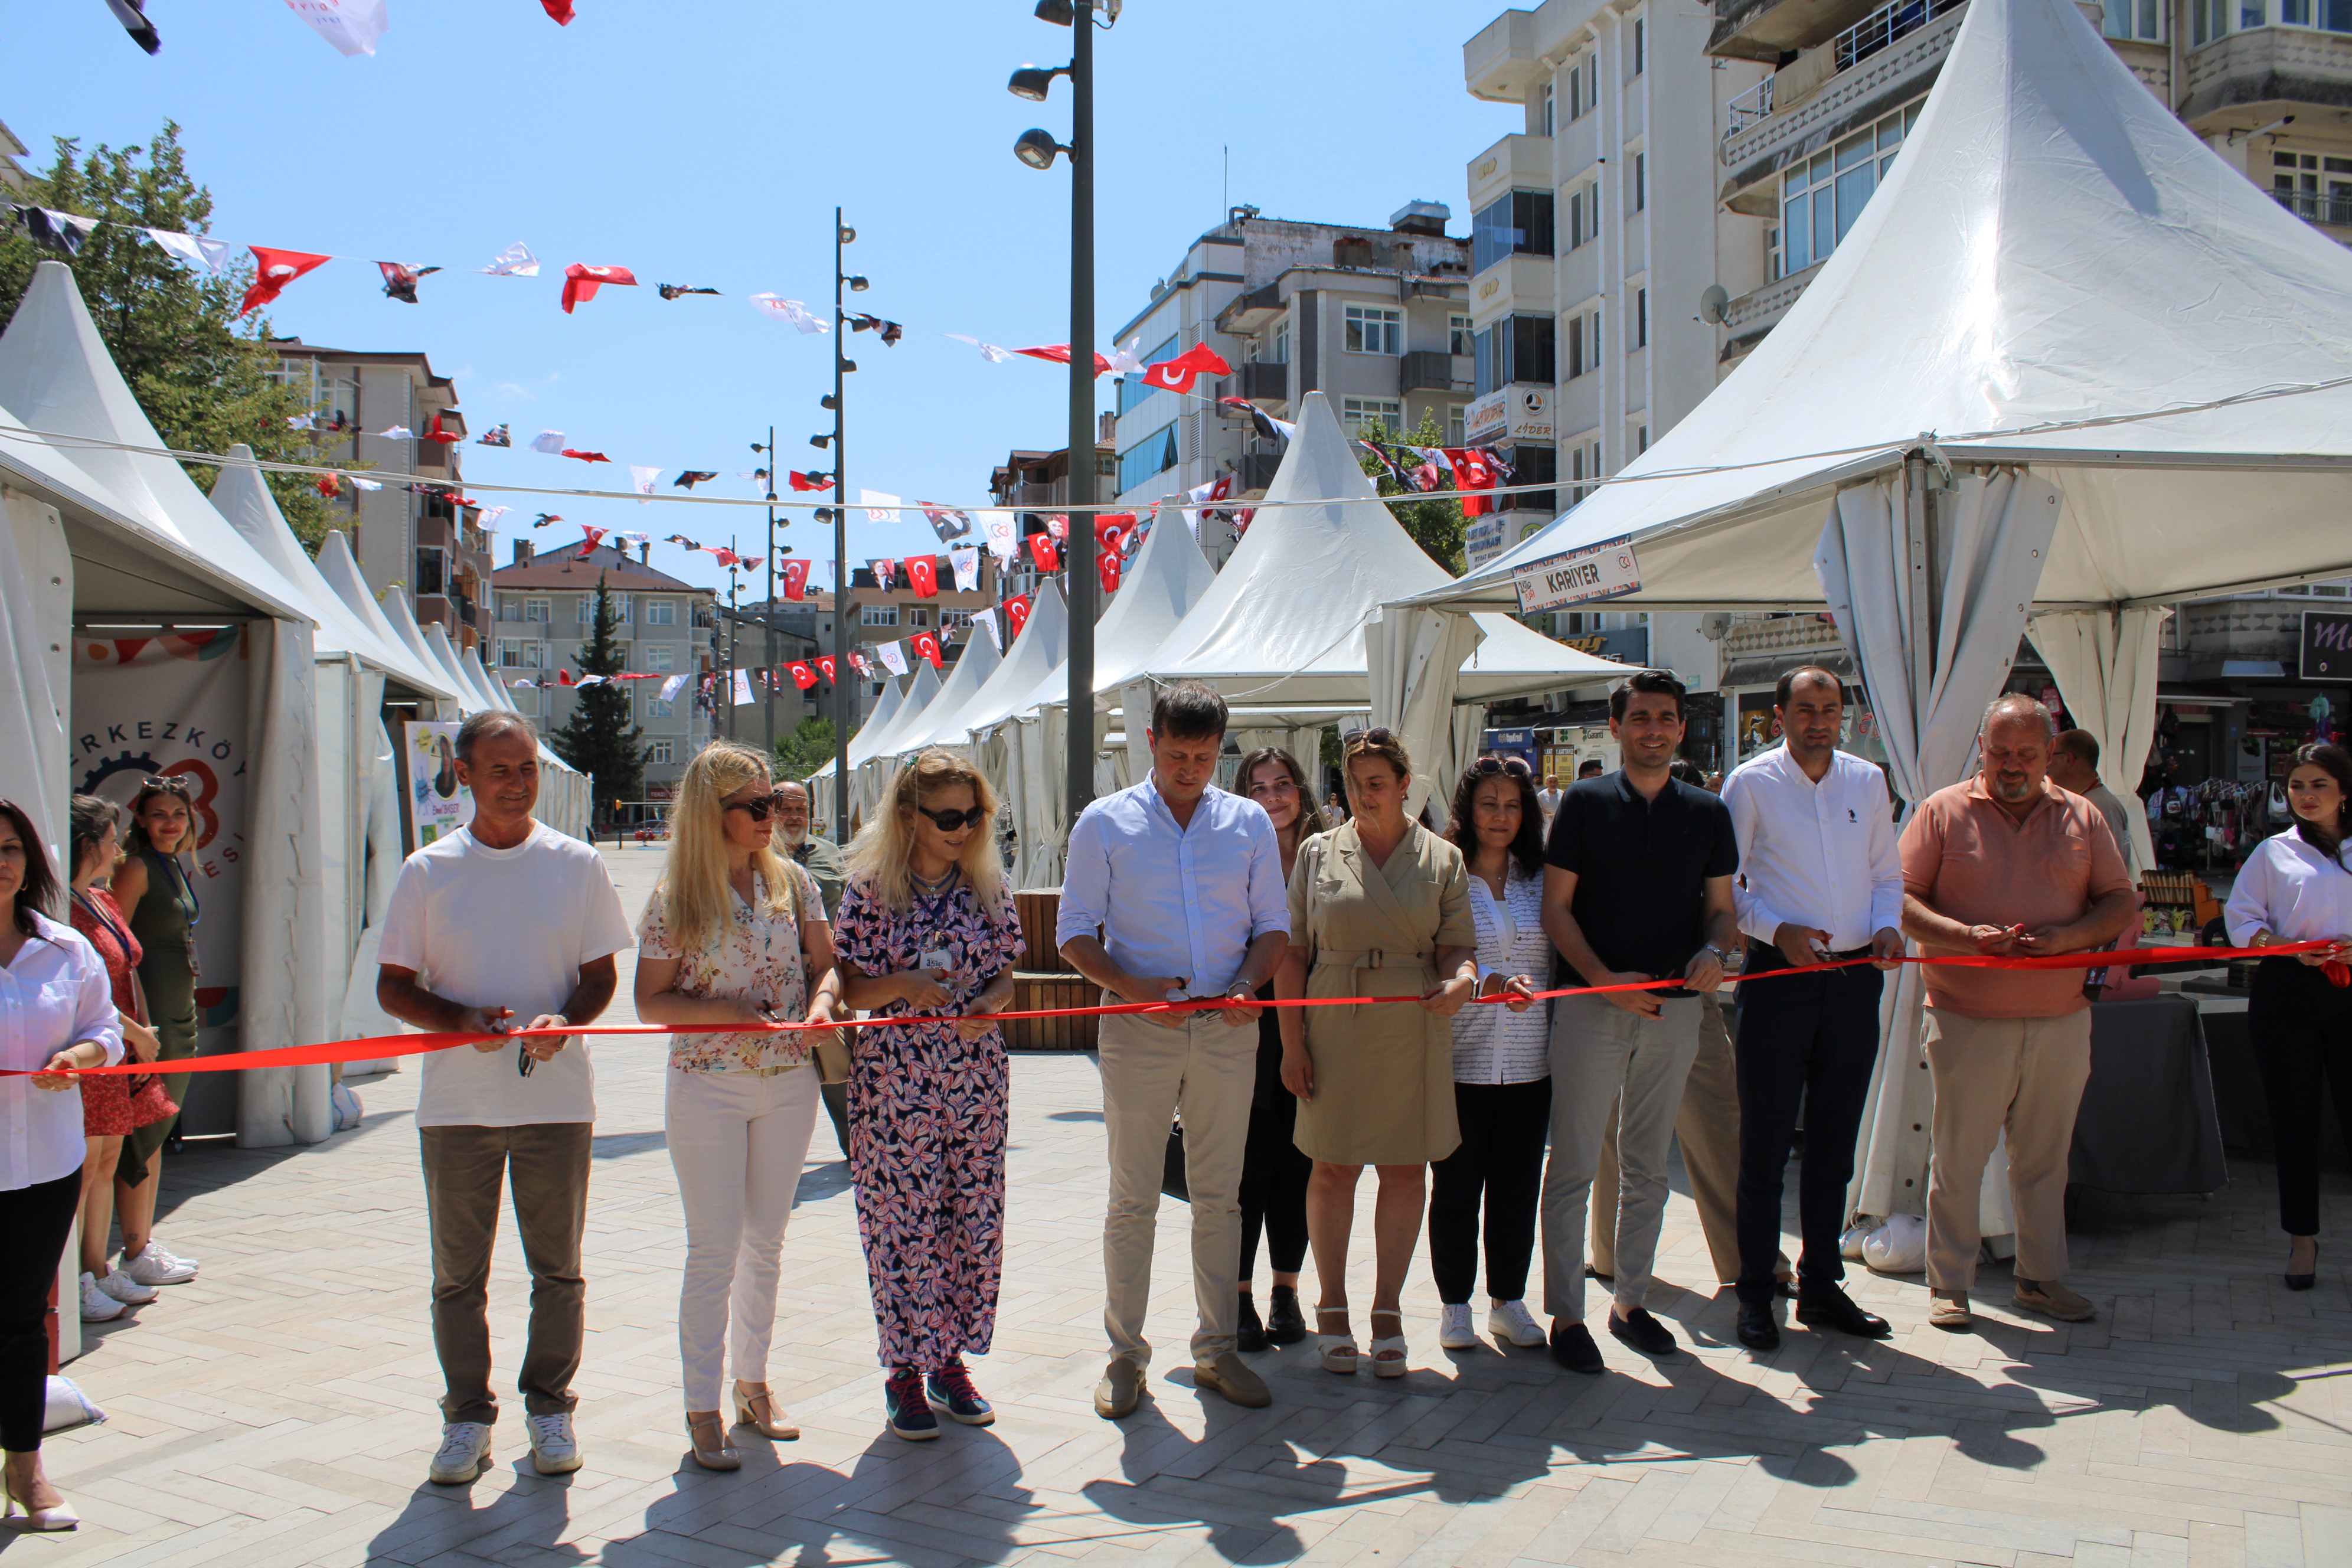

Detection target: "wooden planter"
[1005, 971, 1098, 1051]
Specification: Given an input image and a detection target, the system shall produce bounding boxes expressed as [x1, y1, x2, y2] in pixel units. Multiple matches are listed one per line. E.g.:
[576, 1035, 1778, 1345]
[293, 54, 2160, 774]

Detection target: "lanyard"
[70, 890, 133, 958]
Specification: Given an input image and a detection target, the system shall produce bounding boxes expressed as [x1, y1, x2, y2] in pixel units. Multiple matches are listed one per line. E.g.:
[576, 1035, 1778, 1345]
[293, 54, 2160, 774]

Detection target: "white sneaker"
[93, 1268, 159, 1306]
[427, 1421, 493, 1485]
[1438, 1302, 1479, 1349]
[1489, 1299, 1548, 1347]
[77, 1273, 126, 1322]
[526, 1412, 583, 1475]
[120, 1242, 198, 1286]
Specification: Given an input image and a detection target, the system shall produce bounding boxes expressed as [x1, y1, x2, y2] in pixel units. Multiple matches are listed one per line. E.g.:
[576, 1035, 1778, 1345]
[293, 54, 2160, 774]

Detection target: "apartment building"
[988, 432, 1117, 599]
[488, 540, 718, 800]
[269, 338, 490, 651]
[1106, 204, 1475, 561]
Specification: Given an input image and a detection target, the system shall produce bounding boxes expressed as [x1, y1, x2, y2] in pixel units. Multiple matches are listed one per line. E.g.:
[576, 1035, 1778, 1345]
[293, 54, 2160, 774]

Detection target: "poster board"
[397, 720, 475, 852]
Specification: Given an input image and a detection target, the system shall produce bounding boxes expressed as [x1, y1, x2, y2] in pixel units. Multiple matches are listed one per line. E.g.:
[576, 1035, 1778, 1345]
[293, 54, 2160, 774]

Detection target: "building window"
[1568, 52, 1599, 119]
[651, 739, 676, 766]
[1636, 423, 1651, 453]
[575, 595, 594, 623]
[1471, 191, 1555, 273]
[1566, 307, 1603, 378]
[1450, 314, 1474, 356]
[1775, 100, 1917, 277]
[1632, 153, 1647, 212]
[911, 607, 932, 628]
[611, 593, 632, 622]
[1635, 288, 1649, 348]
[1449, 403, 1468, 446]
[2105, 0, 2166, 36]
[1540, 80, 1555, 136]
[646, 599, 675, 626]
[498, 638, 544, 669]
[1632, 15, 1645, 74]
[1117, 422, 1180, 493]
[861, 604, 899, 628]
[1474, 314, 1559, 395]
[1342, 305, 1403, 355]
[2274, 149, 2352, 226]
[1567, 438, 1608, 505]
[645, 643, 676, 672]
[649, 697, 676, 718]
[509, 686, 541, 717]
[1341, 398, 1404, 437]
[524, 597, 550, 623]
[1272, 321, 1289, 362]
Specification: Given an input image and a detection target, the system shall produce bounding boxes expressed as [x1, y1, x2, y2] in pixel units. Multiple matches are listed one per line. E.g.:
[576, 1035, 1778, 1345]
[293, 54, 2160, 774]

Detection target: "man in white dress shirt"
[1718, 668, 1905, 1351]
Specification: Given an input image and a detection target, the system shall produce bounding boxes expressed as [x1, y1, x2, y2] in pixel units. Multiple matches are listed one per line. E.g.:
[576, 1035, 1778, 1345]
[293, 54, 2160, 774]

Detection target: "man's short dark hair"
[1151, 682, 1228, 742]
[1577, 757, 1605, 778]
[1775, 665, 1844, 708]
[455, 711, 538, 764]
[2053, 727, 2099, 767]
[1608, 669, 1686, 724]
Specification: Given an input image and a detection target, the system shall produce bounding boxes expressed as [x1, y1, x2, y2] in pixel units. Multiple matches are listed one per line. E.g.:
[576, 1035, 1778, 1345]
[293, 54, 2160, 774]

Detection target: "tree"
[773, 716, 836, 784]
[1357, 410, 1469, 575]
[0, 123, 339, 547]
[552, 576, 649, 824]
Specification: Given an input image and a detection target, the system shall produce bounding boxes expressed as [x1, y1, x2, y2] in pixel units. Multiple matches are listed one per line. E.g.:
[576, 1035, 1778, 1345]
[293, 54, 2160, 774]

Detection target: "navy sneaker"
[884, 1369, 939, 1440]
[926, 1358, 995, 1425]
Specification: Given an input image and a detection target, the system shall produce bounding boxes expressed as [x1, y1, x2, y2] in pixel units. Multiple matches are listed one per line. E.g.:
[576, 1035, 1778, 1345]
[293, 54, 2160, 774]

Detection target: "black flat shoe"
[2286, 1240, 2318, 1293]
[1265, 1284, 1308, 1346]
[1236, 1293, 1268, 1353]
[1736, 1301, 1780, 1351]
[1795, 1285, 1893, 1340]
[1608, 1307, 1678, 1357]
[1549, 1319, 1603, 1374]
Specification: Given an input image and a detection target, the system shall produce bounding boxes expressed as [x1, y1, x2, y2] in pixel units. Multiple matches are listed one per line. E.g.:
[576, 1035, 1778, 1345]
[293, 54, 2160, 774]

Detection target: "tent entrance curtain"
[1368, 607, 1486, 827]
[1817, 463, 2062, 1225]
[2028, 606, 2165, 874]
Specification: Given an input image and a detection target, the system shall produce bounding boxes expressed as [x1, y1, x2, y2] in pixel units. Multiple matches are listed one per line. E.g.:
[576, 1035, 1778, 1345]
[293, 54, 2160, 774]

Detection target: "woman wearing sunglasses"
[635, 741, 844, 1470]
[831, 750, 1025, 1440]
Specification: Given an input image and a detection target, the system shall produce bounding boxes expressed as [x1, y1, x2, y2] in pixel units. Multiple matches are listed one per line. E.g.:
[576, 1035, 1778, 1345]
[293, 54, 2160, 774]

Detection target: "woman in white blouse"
[635, 743, 844, 1470]
[1428, 760, 1546, 1351]
[2223, 742, 2352, 1292]
[0, 799, 125, 1530]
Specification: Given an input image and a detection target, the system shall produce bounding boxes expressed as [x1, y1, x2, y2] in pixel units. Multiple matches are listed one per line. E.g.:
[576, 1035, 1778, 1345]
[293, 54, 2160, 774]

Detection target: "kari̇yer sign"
[1513, 536, 1642, 615]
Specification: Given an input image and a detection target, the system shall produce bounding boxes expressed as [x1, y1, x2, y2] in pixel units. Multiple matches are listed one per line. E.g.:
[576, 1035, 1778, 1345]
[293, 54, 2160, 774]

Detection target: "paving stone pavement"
[18, 846, 2352, 1567]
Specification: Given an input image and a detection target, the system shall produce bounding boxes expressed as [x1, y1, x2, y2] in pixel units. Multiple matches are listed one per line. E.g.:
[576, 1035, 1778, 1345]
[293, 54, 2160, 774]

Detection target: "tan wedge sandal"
[1316, 1306, 1360, 1374]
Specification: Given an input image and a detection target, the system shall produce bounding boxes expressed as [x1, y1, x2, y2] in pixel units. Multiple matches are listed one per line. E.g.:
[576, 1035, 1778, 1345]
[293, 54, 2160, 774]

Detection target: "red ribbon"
[7, 943, 2315, 1080]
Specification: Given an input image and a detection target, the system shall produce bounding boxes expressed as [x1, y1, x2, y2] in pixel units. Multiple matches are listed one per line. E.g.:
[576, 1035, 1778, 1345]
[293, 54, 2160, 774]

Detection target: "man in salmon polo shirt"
[1899, 693, 2137, 1332]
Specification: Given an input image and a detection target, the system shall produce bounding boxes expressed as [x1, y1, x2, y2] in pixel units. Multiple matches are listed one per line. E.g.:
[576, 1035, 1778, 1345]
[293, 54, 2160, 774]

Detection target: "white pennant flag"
[528, 430, 566, 454]
[944, 333, 1014, 364]
[284, 0, 388, 56]
[481, 241, 540, 277]
[347, 474, 383, 491]
[146, 228, 234, 273]
[973, 606, 1001, 652]
[629, 466, 660, 504]
[949, 545, 980, 593]
[877, 640, 909, 677]
[859, 489, 901, 525]
[731, 669, 756, 705]
[377, 424, 414, 440]
[977, 509, 1018, 559]
[658, 673, 688, 703]
[749, 295, 828, 334]
[476, 505, 511, 529]
[1105, 337, 1145, 375]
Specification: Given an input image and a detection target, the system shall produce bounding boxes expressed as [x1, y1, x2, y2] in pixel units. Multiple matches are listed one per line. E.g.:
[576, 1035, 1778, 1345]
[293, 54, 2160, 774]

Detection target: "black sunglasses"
[1471, 756, 1533, 779]
[1341, 726, 1397, 747]
[723, 792, 789, 822]
[917, 805, 988, 832]
[139, 776, 192, 797]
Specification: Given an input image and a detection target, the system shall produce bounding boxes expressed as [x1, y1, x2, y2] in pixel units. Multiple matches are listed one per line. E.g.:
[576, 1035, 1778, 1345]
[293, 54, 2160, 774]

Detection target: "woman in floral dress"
[831, 749, 1024, 1442]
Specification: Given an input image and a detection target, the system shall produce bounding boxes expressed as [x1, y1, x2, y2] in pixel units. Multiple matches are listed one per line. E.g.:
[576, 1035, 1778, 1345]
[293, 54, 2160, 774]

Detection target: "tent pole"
[1905, 459, 1933, 717]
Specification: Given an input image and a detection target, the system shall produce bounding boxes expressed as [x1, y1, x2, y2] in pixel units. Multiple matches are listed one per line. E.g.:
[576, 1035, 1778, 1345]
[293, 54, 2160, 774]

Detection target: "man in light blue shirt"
[1059, 682, 1289, 1419]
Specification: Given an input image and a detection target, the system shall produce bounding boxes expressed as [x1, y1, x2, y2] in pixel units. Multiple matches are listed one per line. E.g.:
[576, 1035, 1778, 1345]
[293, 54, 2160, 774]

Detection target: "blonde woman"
[831, 750, 1025, 1441]
[635, 741, 844, 1471]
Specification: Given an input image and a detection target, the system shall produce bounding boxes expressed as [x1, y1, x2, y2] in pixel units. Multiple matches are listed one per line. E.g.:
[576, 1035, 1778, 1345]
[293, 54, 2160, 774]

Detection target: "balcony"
[2182, 24, 2352, 121]
[2273, 185, 2352, 228]
[1239, 452, 1280, 492]
[1709, 0, 1892, 63]
[1235, 360, 1289, 401]
[1464, 9, 1541, 102]
[1471, 253, 1556, 320]
[1399, 350, 1465, 393]
[1720, 0, 1965, 196]
[1466, 133, 1555, 218]
[1214, 282, 1284, 335]
[1718, 261, 1825, 360]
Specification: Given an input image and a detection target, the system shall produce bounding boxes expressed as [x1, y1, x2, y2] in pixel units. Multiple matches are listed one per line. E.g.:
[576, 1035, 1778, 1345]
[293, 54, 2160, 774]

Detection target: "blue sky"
[4, 0, 1510, 596]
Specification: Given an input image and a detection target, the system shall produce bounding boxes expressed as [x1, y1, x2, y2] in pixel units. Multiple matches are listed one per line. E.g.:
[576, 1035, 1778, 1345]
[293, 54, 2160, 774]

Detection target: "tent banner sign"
[2299, 610, 2352, 679]
[398, 721, 475, 851]
[1513, 536, 1642, 615]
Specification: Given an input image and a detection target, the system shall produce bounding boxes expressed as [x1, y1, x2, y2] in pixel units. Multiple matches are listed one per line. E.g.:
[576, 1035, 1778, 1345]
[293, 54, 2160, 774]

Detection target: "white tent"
[851, 656, 944, 822]
[952, 579, 1070, 887]
[0, 260, 331, 1149]
[806, 672, 906, 825]
[316, 530, 452, 707]
[1390, 0, 2352, 1224]
[891, 620, 1004, 753]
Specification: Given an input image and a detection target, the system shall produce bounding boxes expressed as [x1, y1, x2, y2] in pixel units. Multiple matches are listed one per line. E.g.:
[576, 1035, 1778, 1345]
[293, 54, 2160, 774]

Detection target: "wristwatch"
[1704, 944, 1739, 969]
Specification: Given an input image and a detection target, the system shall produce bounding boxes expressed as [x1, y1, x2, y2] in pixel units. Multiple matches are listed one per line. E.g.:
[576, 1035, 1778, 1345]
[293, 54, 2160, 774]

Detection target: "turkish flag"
[789, 661, 818, 690]
[577, 524, 607, 559]
[1098, 549, 1123, 594]
[873, 558, 897, 590]
[1004, 594, 1032, 638]
[710, 546, 741, 568]
[787, 470, 829, 492]
[315, 473, 341, 498]
[815, 655, 837, 684]
[541, 0, 576, 21]
[1027, 534, 1060, 573]
[1141, 342, 1232, 394]
[906, 555, 939, 598]
[782, 558, 810, 600]
[1444, 447, 1498, 518]
[1015, 344, 1115, 378]
[240, 247, 331, 316]
[556, 668, 576, 687]
[911, 632, 944, 670]
[561, 263, 638, 313]
[1095, 512, 1138, 554]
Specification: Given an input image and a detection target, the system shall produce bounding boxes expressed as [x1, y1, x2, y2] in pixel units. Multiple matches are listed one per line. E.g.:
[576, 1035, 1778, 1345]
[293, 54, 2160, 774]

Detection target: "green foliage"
[0, 123, 341, 547]
[1355, 410, 1468, 576]
[551, 576, 649, 822]
[773, 716, 837, 783]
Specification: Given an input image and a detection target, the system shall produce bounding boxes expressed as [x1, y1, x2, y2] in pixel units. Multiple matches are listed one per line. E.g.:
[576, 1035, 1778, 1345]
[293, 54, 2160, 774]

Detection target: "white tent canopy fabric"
[315, 530, 455, 705]
[891, 622, 1004, 753]
[852, 657, 943, 822]
[999, 502, 1216, 727]
[945, 576, 1069, 744]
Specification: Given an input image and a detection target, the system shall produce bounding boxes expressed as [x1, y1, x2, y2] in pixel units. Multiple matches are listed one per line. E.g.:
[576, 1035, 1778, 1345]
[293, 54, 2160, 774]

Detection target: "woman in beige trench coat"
[1277, 729, 1482, 1377]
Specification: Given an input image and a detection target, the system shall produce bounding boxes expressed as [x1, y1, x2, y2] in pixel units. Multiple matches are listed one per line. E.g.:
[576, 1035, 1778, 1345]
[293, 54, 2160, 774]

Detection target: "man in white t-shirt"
[376, 713, 633, 1486]
[1535, 775, 1564, 827]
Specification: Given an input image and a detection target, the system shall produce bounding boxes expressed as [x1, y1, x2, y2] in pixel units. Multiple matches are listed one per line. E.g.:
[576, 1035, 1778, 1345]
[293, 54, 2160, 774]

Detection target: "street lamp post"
[750, 427, 782, 754]
[822, 212, 866, 844]
[724, 539, 741, 741]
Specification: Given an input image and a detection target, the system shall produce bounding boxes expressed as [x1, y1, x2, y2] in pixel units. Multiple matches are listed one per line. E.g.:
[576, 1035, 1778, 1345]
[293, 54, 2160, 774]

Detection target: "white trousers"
[665, 1064, 821, 1411]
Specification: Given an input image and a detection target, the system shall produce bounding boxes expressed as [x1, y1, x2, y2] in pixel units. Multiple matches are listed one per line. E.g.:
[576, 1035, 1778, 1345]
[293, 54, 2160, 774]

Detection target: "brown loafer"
[1093, 1357, 1145, 1419]
[1194, 1351, 1271, 1409]
[2013, 1279, 2095, 1322]
[1928, 1291, 1972, 1331]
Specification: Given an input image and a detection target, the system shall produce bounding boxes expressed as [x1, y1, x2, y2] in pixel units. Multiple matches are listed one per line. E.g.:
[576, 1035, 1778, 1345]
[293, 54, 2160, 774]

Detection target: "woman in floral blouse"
[635, 741, 843, 1471]
[832, 749, 1024, 1442]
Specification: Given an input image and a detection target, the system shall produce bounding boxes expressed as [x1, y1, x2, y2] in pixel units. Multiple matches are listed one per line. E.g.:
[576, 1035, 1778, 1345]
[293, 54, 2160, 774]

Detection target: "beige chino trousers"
[1922, 1007, 2092, 1292]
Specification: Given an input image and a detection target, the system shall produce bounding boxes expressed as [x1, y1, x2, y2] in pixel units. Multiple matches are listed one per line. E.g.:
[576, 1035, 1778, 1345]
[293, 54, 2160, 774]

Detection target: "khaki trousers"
[1099, 1008, 1259, 1366]
[1592, 996, 1786, 1285]
[1922, 1007, 2092, 1292]
[420, 1122, 593, 1425]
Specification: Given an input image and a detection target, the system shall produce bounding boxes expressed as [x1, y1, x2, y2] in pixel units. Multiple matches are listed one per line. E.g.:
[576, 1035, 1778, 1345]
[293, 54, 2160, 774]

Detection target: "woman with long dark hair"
[1430, 759, 1546, 1351]
[1231, 747, 1325, 1351]
[0, 798, 125, 1530]
[2224, 741, 2352, 1291]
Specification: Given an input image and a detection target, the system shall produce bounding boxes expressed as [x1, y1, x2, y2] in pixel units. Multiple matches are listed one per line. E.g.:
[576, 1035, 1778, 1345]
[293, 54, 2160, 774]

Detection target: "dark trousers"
[420, 1123, 593, 1425]
[2, 1168, 82, 1453]
[2249, 958, 2352, 1237]
[1734, 946, 1883, 1305]
[1237, 1032, 1309, 1280]
[1429, 1079, 1553, 1304]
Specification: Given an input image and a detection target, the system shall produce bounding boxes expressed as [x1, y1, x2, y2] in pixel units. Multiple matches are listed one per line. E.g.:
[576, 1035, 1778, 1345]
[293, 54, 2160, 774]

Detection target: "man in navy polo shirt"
[1537, 669, 1740, 1372]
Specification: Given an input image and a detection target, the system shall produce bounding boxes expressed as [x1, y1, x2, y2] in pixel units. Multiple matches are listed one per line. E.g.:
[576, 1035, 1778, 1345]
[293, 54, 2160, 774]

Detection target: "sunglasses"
[916, 805, 988, 832]
[139, 776, 192, 798]
[723, 792, 789, 822]
[1471, 756, 1533, 779]
[1341, 726, 1397, 748]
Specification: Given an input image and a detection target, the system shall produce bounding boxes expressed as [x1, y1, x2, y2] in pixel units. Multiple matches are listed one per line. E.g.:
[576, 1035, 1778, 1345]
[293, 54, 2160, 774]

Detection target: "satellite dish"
[1698, 284, 1730, 325]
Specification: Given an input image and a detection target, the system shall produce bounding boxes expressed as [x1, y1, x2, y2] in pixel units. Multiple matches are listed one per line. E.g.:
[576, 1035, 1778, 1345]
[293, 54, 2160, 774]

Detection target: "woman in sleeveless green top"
[105, 780, 206, 1283]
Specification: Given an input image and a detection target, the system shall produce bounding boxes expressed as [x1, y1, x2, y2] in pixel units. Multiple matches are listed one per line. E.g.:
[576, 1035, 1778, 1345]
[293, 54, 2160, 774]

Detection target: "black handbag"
[1161, 1119, 1188, 1201]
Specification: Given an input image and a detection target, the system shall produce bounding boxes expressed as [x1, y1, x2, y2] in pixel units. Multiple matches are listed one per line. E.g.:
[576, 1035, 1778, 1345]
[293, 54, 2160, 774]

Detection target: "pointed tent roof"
[997, 502, 1217, 723]
[893, 624, 1005, 752]
[0, 260, 315, 623]
[844, 675, 909, 769]
[858, 657, 945, 765]
[943, 575, 1070, 741]
[1149, 394, 1625, 703]
[316, 529, 429, 674]
[423, 622, 482, 707]
[1412, 0, 2352, 615]
[460, 646, 512, 713]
